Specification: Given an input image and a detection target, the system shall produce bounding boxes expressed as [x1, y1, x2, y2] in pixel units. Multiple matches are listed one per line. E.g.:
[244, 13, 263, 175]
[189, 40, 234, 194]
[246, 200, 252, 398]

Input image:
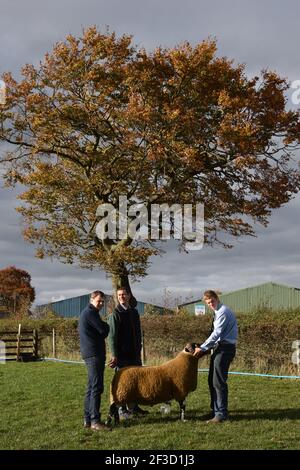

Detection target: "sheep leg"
[112, 403, 120, 425]
[179, 401, 186, 422]
[106, 403, 119, 426]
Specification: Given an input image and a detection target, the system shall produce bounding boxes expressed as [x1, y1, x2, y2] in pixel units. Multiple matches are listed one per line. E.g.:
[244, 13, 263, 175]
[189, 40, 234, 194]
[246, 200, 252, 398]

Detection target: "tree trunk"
[111, 270, 137, 308]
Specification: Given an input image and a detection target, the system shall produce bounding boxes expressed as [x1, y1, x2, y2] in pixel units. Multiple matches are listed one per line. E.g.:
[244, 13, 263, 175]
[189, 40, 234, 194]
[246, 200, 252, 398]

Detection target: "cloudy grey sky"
[1, 0, 300, 306]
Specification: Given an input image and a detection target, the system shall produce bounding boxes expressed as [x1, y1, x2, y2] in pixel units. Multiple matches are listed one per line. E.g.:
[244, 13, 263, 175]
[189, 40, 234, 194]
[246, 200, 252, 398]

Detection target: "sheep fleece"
[110, 351, 199, 405]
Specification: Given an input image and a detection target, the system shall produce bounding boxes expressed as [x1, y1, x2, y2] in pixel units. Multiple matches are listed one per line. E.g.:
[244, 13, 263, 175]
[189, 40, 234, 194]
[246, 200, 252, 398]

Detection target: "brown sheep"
[106, 342, 201, 425]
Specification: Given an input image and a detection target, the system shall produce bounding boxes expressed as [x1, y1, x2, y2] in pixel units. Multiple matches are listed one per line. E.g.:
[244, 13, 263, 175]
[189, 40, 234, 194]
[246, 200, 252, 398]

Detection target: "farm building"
[0, 297, 10, 318]
[178, 282, 300, 315]
[0, 306, 9, 319]
[36, 292, 164, 318]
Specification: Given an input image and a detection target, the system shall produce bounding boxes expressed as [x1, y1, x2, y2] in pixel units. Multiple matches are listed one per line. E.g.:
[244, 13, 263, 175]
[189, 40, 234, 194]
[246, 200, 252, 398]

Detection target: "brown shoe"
[206, 416, 227, 424]
[91, 422, 112, 431]
[83, 421, 91, 428]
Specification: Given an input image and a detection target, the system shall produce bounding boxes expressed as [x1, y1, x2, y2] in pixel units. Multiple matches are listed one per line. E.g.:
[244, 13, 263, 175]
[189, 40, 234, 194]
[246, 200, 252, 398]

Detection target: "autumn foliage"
[1, 27, 300, 290]
[0, 266, 35, 318]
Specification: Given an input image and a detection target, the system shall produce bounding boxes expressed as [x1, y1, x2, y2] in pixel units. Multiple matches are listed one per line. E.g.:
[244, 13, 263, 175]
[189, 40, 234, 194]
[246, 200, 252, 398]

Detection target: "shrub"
[0, 309, 298, 374]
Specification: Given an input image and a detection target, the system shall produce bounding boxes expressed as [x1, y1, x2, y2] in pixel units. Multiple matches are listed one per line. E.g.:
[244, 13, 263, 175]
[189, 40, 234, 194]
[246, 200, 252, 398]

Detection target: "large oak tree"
[1, 27, 300, 292]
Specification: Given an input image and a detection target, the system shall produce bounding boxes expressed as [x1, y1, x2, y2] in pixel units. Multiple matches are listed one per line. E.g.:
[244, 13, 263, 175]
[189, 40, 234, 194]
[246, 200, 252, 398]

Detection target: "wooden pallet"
[0, 327, 38, 361]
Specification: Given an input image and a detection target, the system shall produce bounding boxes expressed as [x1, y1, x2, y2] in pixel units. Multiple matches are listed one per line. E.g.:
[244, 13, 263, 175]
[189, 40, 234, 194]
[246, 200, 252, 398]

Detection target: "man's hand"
[108, 356, 117, 368]
[193, 347, 205, 359]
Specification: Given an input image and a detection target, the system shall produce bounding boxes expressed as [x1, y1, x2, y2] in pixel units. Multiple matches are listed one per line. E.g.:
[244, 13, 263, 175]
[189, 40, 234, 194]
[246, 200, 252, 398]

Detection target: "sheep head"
[184, 342, 201, 354]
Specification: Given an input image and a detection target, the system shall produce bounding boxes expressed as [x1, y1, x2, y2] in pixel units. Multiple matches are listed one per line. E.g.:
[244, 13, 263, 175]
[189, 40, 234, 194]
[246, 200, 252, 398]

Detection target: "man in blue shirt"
[79, 290, 111, 431]
[194, 290, 238, 423]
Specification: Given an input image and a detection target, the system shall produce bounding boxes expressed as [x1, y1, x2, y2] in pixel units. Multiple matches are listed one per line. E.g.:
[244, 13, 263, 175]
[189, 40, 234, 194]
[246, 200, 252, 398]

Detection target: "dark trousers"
[84, 355, 105, 424]
[208, 343, 236, 420]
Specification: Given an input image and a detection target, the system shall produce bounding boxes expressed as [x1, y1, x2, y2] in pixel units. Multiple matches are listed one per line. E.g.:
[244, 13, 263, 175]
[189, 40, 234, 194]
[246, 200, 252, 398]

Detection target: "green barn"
[179, 282, 300, 315]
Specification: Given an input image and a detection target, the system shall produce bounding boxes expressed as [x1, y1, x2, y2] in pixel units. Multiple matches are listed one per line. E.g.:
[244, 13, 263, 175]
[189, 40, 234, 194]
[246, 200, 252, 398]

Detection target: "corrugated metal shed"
[178, 282, 300, 314]
[220, 282, 300, 313]
[37, 292, 163, 317]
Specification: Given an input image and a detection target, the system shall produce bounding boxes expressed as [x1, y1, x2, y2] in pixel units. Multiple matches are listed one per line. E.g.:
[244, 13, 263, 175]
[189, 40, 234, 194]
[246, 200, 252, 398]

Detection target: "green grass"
[0, 362, 299, 450]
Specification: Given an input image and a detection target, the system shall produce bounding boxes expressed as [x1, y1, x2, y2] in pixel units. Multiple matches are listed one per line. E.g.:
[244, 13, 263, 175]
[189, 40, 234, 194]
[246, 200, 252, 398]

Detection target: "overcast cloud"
[1, 0, 300, 306]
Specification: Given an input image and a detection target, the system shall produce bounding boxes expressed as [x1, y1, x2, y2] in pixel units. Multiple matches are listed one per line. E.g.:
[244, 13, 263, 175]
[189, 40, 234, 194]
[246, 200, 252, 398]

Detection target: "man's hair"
[203, 290, 219, 301]
[90, 290, 104, 301]
[117, 286, 130, 294]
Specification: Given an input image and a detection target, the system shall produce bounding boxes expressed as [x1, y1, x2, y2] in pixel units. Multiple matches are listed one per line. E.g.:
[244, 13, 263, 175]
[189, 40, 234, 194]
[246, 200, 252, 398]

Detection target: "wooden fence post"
[142, 329, 146, 365]
[33, 329, 38, 358]
[52, 328, 56, 358]
[16, 323, 21, 361]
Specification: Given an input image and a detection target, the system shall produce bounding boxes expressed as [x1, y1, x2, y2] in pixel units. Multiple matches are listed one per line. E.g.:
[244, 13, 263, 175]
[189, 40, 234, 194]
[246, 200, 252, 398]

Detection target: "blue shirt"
[200, 303, 238, 352]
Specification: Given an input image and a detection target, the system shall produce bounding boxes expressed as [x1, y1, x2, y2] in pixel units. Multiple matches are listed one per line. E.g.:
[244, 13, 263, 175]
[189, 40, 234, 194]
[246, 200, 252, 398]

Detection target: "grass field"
[0, 361, 299, 450]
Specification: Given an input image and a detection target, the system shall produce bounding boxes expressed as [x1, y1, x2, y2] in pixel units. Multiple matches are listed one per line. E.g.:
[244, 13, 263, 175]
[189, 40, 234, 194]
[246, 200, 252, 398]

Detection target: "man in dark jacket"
[79, 290, 111, 431]
[108, 286, 148, 416]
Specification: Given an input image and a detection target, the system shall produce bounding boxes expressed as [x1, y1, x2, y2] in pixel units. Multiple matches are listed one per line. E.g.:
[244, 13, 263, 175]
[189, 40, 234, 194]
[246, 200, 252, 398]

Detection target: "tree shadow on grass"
[229, 408, 300, 421]
[115, 412, 195, 427]
[108, 408, 300, 427]
[191, 408, 300, 422]
[134, 409, 300, 425]
[183, 406, 300, 422]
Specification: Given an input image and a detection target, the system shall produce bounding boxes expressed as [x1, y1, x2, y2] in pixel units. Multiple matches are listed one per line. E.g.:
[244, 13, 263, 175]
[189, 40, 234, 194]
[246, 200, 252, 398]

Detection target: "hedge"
[0, 309, 299, 374]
